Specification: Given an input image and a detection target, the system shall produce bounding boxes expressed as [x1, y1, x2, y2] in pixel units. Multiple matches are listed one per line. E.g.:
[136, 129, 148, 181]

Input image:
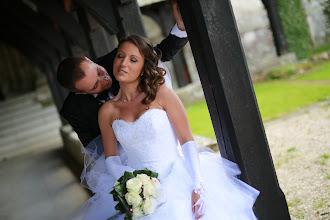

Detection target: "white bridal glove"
[105, 156, 134, 180]
[182, 141, 205, 218]
[181, 141, 204, 192]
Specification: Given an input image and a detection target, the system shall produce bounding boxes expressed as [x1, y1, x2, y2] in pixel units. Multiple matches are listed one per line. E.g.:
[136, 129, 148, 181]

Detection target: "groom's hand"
[172, 1, 185, 31]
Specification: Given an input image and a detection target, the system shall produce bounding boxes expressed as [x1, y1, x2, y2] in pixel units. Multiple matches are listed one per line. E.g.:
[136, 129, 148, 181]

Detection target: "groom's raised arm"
[155, 24, 188, 62]
[155, 0, 187, 61]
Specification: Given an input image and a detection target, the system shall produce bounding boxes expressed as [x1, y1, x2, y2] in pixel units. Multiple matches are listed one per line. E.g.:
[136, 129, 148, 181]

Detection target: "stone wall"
[140, 0, 327, 105]
[302, 0, 330, 46]
[231, 0, 279, 75]
[141, 0, 298, 84]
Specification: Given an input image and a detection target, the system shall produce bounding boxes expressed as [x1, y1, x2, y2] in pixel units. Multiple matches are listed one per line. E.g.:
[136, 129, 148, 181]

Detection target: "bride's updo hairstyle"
[117, 35, 166, 106]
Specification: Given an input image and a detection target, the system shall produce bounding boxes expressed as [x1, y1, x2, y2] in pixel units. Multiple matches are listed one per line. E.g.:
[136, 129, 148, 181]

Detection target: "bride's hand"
[191, 191, 203, 219]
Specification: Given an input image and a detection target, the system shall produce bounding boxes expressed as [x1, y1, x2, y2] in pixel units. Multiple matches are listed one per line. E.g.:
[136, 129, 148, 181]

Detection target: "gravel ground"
[264, 101, 330, 220]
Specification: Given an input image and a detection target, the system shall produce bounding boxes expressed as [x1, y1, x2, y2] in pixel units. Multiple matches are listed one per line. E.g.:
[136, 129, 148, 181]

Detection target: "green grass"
[287, 147, 296, 152]
[296, 62, 330, 81]
[253, 83, 330, 121]
[185, 101, 215, 138]
[185, 61, 330, 139]
[322, 153, 329, 159]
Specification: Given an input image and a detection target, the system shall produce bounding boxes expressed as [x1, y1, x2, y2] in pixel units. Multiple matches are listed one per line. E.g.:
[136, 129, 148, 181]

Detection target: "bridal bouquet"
[108, 169, 160, 220]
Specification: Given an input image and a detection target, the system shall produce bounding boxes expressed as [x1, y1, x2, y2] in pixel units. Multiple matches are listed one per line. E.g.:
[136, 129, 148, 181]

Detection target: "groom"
[57, 1, 187, 147]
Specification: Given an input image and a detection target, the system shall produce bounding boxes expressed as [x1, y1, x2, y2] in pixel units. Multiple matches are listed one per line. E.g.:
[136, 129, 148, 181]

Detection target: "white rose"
[125, 192, 142, 208]
[143, 182, 155, 197]
[150, 178, 160, 188]
[137, 174, 150, 185]
[143, 197, 157, 215]
[132, 206, 144, 219]
[126, 177, 142, 193]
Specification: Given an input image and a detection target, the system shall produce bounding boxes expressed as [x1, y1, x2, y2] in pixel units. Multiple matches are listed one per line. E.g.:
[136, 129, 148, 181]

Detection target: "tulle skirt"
[73, 136, 259, 220]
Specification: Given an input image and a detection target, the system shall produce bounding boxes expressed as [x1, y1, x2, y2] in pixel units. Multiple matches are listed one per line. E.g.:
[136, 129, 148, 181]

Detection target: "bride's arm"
[157, 84, 204, 220]
[98, 102, 118, 158]
[157, 84, 193, 145]
[98, 103, 134, 179]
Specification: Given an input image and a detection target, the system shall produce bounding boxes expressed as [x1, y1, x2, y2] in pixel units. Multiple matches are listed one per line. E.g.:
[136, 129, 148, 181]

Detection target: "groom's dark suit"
[60, 34, 188, 147]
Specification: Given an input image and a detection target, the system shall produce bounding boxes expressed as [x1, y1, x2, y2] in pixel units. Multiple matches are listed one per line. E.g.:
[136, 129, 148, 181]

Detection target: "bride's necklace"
[121, 94, 138, 103]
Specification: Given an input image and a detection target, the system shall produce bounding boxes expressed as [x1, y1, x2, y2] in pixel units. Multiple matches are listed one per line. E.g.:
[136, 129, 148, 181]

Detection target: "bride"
[75, 35, 259, 220]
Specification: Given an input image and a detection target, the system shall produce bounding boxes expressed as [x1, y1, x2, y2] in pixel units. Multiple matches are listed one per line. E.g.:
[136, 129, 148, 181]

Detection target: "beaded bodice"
[112, 109, 180, 179]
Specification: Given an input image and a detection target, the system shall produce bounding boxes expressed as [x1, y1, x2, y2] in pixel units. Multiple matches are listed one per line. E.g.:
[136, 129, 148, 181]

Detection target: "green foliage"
[276, 0, 313, 59]
[133, 169, 158, 178]
[265, 60, 330, 81]
[265, 64, 296, 80]
[322, 0, 330, 28]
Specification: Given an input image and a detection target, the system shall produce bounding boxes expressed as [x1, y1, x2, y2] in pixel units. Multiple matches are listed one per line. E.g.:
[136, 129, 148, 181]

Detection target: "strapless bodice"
[112, 109, 180, 179]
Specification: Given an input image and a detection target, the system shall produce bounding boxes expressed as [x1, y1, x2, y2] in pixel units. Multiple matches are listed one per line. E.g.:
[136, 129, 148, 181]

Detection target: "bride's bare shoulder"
[98, 100, 119, 122]
[157, 83, 176, 98]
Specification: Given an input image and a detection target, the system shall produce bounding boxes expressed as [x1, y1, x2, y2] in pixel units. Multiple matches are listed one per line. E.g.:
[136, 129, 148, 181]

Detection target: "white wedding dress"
[74, 109, 259, 220]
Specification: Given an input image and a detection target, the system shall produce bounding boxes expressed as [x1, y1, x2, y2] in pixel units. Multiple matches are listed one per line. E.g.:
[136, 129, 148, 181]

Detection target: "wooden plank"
[75, 0, 119, 35]
[32, 0, 89, 50]
[178, 0, 291, 219]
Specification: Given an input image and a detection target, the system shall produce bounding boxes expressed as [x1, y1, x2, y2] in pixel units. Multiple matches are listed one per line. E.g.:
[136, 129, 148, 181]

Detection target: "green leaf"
[114, 191, 133, 219]
[150, 171, 158, 178]
[106, 213, 123, 220]
[112, 194, 119, 202]
[115, 203, 126, 214]
[117, 171, 134, 183]
[114, 184, 125, 197]
[109, 189, 116, 195]
[133, 169, 159, 179]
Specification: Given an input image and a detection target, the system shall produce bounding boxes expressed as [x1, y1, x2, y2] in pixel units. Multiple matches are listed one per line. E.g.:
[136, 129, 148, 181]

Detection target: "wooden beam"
[112, 0, 146, 38]
[1, 0, 69, 57]
[31, 0, 89, 50]
[74, 0, 119, 35]
[0, 22, 58, 62]
[178, 0, 291, 219]
[1, 37, 43, 68]
[262, 0, 289, 55]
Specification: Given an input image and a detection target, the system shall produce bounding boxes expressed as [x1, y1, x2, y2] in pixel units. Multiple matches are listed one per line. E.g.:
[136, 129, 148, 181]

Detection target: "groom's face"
[74, 61, 112, 95]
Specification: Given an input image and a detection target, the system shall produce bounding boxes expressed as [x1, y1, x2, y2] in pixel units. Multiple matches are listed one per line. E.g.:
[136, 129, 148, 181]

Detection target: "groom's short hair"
[57, 57, 87, 92]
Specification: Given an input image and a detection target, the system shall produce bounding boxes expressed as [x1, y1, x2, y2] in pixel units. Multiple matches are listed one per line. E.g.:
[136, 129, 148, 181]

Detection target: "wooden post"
[262, 0, 289, 55]
[178, 0, 291, 219]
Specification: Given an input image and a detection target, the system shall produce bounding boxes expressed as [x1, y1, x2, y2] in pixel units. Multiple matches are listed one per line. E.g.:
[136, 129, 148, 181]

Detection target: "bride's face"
[113, 41, 145, 83]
